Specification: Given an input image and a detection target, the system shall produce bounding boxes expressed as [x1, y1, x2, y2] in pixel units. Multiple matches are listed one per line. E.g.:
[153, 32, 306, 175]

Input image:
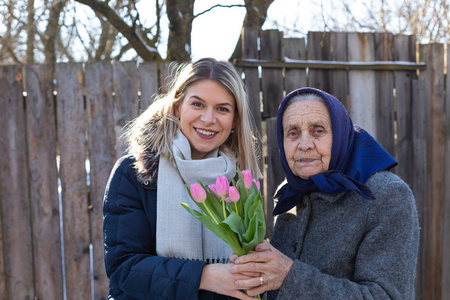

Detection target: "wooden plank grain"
[393, 34, 416, 185]
[307, 31, 331, 92]
[0, 65, 35, 299]
[138, 61, 159, 112]
[55, 63, 91, 300]
[264, 117, 285, 239]
[242, 27, 262, 135]
[410, 79, 427, 300]
[419, 43, 445, 300]
[307, 31, 349, 108]
[112, 61, 139, 156]
[259, 29, 283, 235]
[260, 30, 284, 119]
[85, 61, 117, 300]
[284, 37, 307, 93]
[24, 63, 63, 299]
[347, 32, 377, 138]
[375, 32, 395, 156]
[442, 44, 450, 300]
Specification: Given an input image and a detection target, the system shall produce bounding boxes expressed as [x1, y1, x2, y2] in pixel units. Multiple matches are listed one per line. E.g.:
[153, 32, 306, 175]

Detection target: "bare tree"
[42, 0, 66, 64]
[166, 0, 194, 61]
[327, 0, 449, 42]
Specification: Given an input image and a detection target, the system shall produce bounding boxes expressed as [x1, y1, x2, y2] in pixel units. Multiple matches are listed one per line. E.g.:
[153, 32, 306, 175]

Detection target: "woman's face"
[175, 79, 236, 159]
[282, 99, 333, 179]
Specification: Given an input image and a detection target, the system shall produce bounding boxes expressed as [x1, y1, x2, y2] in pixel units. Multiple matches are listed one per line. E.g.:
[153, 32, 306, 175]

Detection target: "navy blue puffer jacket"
[103, 156, 233, 299]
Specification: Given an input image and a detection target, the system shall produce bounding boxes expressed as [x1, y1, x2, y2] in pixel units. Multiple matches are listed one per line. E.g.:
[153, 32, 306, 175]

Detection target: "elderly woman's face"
[283, 99, 333, 179]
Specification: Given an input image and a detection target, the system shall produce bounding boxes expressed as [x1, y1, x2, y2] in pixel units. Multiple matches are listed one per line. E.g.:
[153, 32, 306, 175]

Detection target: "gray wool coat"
[268, 171, 420, 300]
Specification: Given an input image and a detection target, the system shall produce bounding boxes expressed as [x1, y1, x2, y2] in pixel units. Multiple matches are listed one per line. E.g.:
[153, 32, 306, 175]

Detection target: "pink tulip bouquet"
[180, 168, 266, 257]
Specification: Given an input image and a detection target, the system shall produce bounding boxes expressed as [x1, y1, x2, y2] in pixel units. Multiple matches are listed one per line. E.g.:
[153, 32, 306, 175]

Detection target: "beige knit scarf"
[156, 131, 236, 262]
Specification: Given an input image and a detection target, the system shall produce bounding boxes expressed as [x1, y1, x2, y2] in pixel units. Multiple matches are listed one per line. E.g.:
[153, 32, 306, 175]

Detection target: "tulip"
[190, 183, 218, 224]
[215, 175, 229, 198]
[190, 183, 206, 203]
[215, 175, 230, 219]
[253, 179, 261, 190]
[242, 170, 253, 190]
[229, 185, 241, 216]
[229, 186, 240, 202]
[224, 197, 232, 203]
[208, 184, 218, 197]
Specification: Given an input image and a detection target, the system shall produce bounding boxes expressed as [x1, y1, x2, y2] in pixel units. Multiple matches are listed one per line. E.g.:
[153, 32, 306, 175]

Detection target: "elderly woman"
[230, 87, 420, 299]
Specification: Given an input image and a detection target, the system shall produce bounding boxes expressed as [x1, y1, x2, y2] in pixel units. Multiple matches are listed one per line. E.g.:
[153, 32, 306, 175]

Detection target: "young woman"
[103, 58, 261, 300]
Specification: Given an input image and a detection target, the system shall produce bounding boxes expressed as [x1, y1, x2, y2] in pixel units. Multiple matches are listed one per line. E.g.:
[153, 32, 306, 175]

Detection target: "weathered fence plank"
[56, 63, 91, 300]
[347, 32, 377, 137]
[241, 28, 262, 135]
[260, 30, 284, 118]
[138, 61, 159, 112]
[307, 31, 330, 92]
[159, 61, 174, 94]
[283, 37, 307, 93]
[265, 117, 284, 238]
[240, 27, 267, 232]
[24, 64, 63, 299]
[393, 34, 416, 185]
[0, 65, 34, 299]
[112, 61, 139, 157]
[419, 43, 445, 300]
[410, 78, 427, 300]
[375, 32, 395, 155]
[85, 62, 117, 300]
[307, 32, 349, 107]
[442, 45, 450, 300]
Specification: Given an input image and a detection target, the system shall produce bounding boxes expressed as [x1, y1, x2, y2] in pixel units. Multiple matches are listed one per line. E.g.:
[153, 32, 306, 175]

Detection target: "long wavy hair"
[125, 57, 261, 179]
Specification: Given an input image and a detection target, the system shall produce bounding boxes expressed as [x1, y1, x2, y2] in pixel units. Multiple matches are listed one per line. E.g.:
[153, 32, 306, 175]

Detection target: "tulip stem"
[234, 202, 239, 216]
[202, 203, 219, 225]
[222, 197, 227, 220]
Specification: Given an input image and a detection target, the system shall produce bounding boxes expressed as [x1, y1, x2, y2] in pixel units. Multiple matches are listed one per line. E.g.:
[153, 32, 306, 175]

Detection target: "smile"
[195, 128, 217, 136]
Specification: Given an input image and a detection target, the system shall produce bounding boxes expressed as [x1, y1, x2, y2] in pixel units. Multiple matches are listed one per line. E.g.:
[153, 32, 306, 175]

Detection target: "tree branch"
[194, 3, 246, 18]
[75, 0, 159, 61]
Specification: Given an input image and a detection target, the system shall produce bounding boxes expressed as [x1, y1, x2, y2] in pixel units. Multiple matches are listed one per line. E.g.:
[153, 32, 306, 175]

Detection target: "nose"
[297, 134, 314, 151]
[201, 108, 216, 124]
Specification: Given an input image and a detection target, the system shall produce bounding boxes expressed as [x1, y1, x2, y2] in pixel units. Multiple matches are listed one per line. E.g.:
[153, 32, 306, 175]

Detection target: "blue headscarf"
[273, 87, 398, 216]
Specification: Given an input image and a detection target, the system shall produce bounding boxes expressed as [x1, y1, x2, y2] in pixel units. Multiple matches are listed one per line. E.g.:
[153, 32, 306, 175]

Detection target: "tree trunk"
[165, 0, 194, 61]
[43, 0, 66, 65]
[230, 0, 274, 60]
[26, 0, 35, 63]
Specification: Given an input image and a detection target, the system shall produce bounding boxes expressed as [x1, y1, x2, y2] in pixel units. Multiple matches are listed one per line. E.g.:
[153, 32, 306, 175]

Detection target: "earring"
[231, 129, 235, 134]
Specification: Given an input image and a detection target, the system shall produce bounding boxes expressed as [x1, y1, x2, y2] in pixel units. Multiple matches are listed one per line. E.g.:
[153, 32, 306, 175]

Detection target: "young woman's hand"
[199, 263, 256, 300]
[229, 240, 293, 296]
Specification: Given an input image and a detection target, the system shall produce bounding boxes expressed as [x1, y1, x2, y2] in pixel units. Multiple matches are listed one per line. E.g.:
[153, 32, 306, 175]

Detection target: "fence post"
[56, 63, 91, 299]
[347, 33, 377, 138]
[442, 44, 450, 300]
[419, 42, 446, 300]
[0, 65, 35, 299]
[25, 63, 63, 299]
[85, 62, 117, 300]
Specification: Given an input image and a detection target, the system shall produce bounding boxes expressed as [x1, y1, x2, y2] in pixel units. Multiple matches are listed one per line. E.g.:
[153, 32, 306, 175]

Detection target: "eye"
[217, 106, 230, 113]
[312, 126, 326, 136]
[191, 101, 203, 108]
[286, 129, 299, 139]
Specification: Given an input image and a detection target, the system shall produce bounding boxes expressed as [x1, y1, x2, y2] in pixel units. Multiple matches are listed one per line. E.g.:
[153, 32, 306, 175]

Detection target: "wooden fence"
[0, 28, 448, 299]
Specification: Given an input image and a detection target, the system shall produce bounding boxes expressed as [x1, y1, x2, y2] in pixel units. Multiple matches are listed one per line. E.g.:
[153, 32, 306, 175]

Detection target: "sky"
[136, 0, 343, 61]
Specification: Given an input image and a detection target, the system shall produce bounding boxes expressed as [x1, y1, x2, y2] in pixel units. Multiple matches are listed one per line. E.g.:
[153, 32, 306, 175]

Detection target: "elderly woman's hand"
[229, 240, 293, 296]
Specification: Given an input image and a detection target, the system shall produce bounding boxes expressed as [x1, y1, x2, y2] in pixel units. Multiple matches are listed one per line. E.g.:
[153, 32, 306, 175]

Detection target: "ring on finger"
[259, 276, 264, 286]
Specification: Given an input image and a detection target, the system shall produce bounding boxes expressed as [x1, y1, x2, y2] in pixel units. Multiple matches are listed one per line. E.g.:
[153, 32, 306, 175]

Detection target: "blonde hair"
[125, 58, 261, 178]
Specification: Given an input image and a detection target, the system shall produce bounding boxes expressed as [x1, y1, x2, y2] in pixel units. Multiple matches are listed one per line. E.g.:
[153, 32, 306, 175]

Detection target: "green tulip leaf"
[180, 203, 245, 256]
[222, 211, 245, 237]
